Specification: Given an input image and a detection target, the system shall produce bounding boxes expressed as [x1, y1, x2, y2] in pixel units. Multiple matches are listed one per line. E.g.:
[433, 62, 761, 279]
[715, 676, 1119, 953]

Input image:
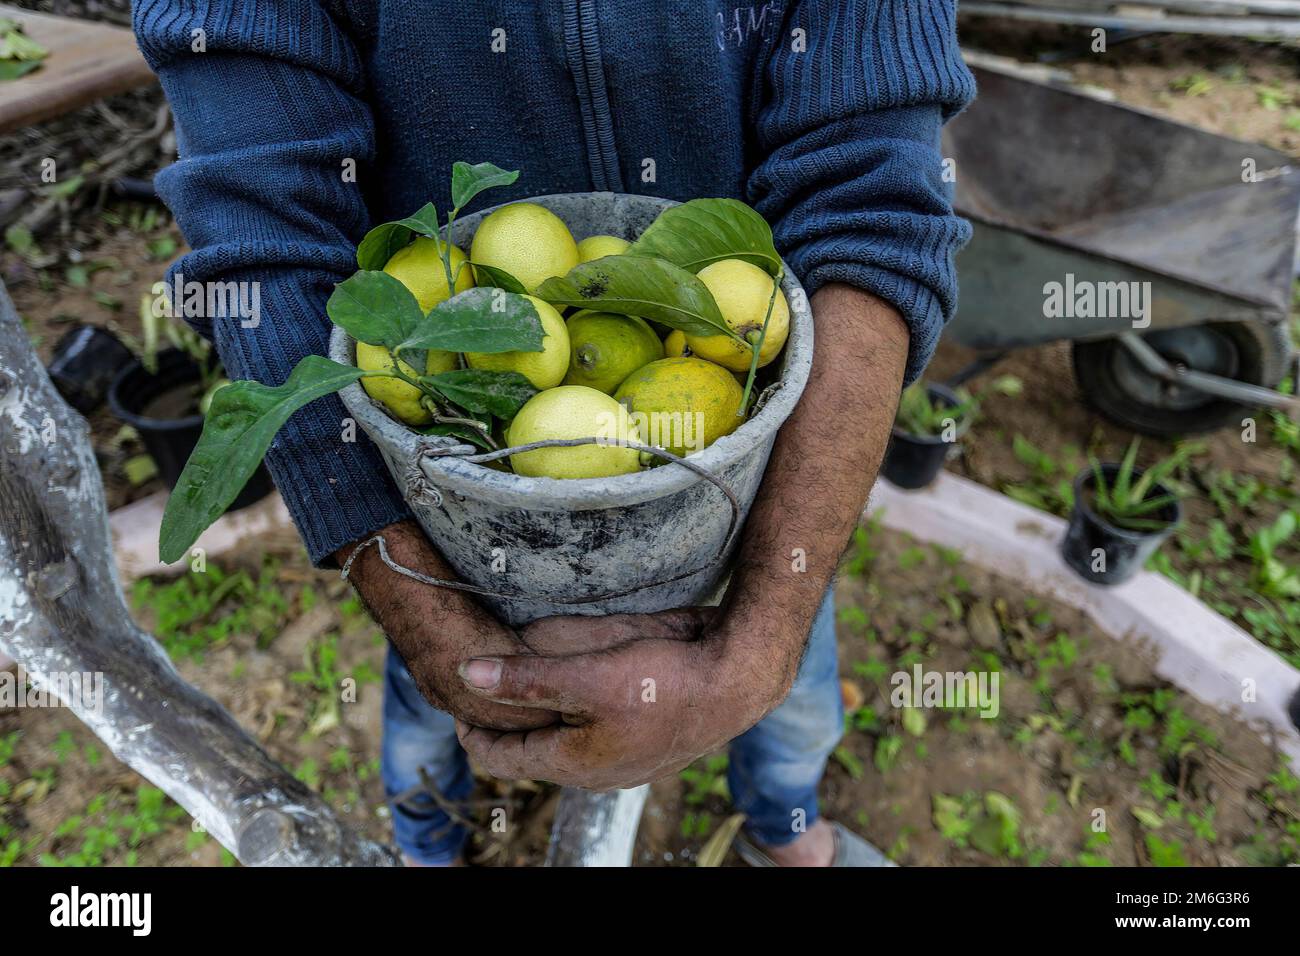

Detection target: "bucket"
[109, 350, 275, 512]
[1060, 463, 1181, 587]
[331, 193, 813, 627]
[881, 382, 966, 491]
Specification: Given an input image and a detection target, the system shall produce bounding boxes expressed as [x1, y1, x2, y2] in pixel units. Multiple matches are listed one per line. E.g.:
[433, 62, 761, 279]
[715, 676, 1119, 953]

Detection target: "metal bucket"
[330, 193, 813, 626]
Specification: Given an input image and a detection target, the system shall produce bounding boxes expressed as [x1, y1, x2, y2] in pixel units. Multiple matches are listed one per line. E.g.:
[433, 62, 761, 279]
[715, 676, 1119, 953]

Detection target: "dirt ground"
[3, 521, 1295, 867]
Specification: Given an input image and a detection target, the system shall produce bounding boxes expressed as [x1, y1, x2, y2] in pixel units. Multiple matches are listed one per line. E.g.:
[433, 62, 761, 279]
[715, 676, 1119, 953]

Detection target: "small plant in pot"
[1061, 439, 1198, 586]
[882, 375, 1021, 490]
[108, 301, 273, 511]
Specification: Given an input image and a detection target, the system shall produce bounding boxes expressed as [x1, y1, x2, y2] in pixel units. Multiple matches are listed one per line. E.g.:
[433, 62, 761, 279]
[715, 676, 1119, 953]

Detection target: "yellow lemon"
[383, 237, 471, 375]
[663, 330, 691, 358]
[357, 343, 458, 426]
[614, 357, 745, 461]
[470, 202, 579, 292]
[465, 295, 570, 389]
[507, 385, 643, 479]
[563, 311, 663, 394]
[687, 259, 790, 372]
[383, 237, 474, 311]
[576, 234, 630, 262]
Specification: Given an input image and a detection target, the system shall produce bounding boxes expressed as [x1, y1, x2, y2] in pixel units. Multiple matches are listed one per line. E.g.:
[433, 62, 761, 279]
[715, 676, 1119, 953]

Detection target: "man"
[134, 0, 974, 866]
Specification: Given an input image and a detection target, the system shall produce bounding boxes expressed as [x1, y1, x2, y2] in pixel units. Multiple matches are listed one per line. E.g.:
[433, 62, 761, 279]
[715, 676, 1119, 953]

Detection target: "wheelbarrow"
[943, 63, 1300, 435]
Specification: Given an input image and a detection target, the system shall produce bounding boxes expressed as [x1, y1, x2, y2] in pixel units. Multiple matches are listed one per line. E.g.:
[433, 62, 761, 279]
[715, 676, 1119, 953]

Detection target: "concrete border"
[867, 472, 1300, 766]
[110, 491, 293, 582]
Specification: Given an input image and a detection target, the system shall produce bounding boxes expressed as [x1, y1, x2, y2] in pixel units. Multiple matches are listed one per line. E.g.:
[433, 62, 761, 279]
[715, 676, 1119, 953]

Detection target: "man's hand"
[455, 284, 911, 787]
[454, 607, 790, 790]
[337, 519, 556, 732]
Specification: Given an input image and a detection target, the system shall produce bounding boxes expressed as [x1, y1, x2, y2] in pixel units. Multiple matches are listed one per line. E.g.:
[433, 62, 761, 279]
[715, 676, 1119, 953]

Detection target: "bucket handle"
[341, 437, 743, 607]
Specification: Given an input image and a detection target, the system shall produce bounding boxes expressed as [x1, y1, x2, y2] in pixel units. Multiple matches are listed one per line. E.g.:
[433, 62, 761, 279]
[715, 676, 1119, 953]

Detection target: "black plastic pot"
[1061, 463, 1180, 587]
[881, 383, 968, 490]
[108, 350, 273, 511]
[47, 325, 134, 414]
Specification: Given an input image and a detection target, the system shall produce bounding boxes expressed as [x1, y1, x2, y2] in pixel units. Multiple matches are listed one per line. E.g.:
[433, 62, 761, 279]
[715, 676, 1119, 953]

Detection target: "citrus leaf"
[422, 422, 494, 451]
[326, 270, 425, 348]
[628, 198, 781, 276]
[160, 356, 365, 563]
[696, 814, 746, 868]
[355, 202, 443, 270]
[536, 256, 738, 340]
[470, 262, 528, 294]
[423, 369, 536, 418]
[451, 161, 519, 211]
[400, 287, 544, 354]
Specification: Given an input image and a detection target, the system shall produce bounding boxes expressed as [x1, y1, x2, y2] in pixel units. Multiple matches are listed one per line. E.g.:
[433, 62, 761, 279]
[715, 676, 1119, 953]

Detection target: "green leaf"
[422, 369, 536, 418]
[0, 59, 40, 81]
[326, 271, 425, 348]
[160, 357, 365, 563]
[422, 422, 495, 451]
[355, 203, 443, 270]
[400, 288, 543, 354]
[627, 198, 781, 276]
[450, 162, 519, 211]
[536, 256, 738, 339]
[470, 262, 528, 294]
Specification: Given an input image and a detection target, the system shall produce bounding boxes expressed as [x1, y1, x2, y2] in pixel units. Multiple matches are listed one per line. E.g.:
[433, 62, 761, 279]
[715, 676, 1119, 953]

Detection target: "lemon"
[470, 202, 579, 292]
[576, 234, 630, 262]
[614, 357, 744, 460]
[384, 237, 474, 312]
[383, 237, 471, 374]
[663, 330, 691, 358]
[357, 343, 458, 426]
[507, 385, 643, 479]
[563, 311, 663, 394]
[687, 259, 790, 372]
[465, 295, 570, 389]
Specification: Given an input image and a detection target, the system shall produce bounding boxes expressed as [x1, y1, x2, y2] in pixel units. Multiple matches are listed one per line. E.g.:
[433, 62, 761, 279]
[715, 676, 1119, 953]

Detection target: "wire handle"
[342, 436, 743, 606]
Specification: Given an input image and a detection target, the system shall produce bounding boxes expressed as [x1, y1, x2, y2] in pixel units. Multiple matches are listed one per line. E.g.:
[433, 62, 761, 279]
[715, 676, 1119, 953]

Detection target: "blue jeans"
[381, 592, 843, 864]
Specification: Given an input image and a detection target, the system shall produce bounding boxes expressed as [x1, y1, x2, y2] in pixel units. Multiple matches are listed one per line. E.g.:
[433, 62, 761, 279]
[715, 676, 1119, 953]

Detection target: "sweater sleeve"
[747, 0, 977, 384]
[133, 0, 410, 565]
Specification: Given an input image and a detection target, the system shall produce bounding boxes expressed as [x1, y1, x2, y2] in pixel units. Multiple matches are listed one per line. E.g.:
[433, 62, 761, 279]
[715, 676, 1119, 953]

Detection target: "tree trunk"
[546, 786, 648, 867]
[0, 280, 396, 866]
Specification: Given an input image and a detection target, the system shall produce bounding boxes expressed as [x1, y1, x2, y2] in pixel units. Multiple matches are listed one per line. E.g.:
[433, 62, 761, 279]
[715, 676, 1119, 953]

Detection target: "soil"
[3, 523, 1295, 868]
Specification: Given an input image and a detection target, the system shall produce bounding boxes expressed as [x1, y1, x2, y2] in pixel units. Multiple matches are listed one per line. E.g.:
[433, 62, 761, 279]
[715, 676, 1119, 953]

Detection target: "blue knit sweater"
[132, 0, 975, 565]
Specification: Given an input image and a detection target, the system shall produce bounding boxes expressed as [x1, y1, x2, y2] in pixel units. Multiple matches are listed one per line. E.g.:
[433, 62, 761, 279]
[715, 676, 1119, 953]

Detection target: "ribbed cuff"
[802, 261, 947, 386]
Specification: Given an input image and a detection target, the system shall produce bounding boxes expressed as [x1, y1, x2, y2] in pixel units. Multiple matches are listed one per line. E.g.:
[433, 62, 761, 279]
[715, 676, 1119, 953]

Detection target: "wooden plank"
[0, 5, 154, 133]
[961, 2, 1300, 36]
[1002, 0, 1300, 14]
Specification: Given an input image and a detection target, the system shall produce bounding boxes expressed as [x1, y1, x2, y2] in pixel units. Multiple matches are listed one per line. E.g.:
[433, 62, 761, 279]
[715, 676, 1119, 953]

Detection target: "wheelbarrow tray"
[943, 64, 1299, 351]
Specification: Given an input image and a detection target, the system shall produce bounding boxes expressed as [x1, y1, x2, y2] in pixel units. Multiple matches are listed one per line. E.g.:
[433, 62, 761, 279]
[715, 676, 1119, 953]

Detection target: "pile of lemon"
[359, 202, 790, 480]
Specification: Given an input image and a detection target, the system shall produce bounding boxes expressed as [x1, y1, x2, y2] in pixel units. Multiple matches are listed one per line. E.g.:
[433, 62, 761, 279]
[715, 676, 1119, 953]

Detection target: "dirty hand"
[454, 607, 795, 790]
[338, 519, 560, 732]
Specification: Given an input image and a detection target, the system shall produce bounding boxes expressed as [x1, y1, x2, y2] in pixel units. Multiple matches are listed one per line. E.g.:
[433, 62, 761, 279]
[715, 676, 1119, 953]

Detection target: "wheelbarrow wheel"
[1071, 322, 1293, 437]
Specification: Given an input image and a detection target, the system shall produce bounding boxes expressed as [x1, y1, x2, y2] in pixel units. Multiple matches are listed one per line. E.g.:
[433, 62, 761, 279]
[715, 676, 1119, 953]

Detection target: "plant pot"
[881, 383, 967, 490]
[1061, 463, 1180, 586]
[46, 325, 134, 414]
[108, 350, 273, 512]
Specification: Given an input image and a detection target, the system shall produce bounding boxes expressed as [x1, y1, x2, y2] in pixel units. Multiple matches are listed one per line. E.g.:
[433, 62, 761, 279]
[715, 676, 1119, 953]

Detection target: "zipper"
[563, 0, 625, 192]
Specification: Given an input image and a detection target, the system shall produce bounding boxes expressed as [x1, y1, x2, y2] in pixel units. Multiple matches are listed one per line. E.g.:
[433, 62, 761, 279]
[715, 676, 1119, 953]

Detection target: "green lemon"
[464, 295, 570, 389]
[470, 202, 579, 292]
[562, 311, 663, 394]
[507, 385, 643, 479]
[384, 236, 474, 312]
[357, 343, 458, 426]
[614, 357, 745, 461]
[687, 258, 790, 372]
[576, 234, 630, 262]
